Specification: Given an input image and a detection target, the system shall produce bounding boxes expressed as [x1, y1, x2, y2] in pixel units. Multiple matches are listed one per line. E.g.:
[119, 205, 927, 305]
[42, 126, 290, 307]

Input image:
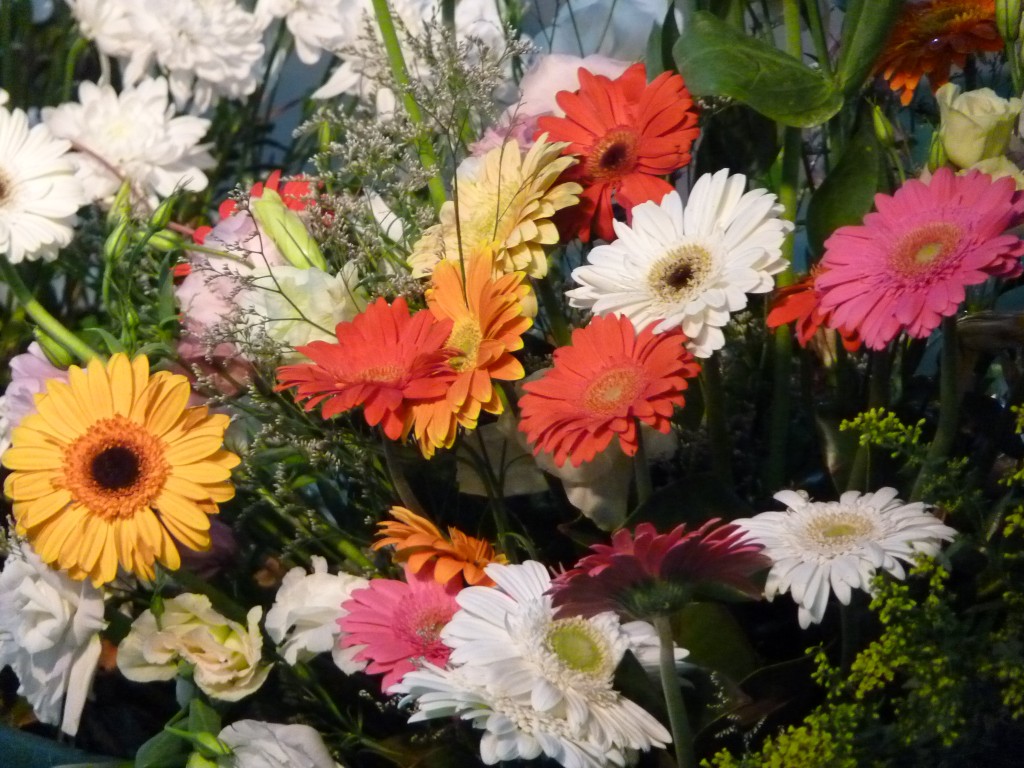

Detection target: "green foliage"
[835, 0, 903, 96]
[839, 408, 924, 463]
[673, 12, 843, 128]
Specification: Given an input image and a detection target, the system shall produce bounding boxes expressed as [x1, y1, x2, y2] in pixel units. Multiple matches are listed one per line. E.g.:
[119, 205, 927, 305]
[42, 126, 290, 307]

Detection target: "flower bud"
[250, 189, 326, 271]
[135, 229, 183, 252]
[32, 329, 75, 368]
[107, 181, 132, 227]
[103, 221, 129, 262]
[149, 197, 176, 230]
[872, 104, 896, 148]
[927, 133, 948, 171]
[937, 83, 1023, 168]
[193, 732, 234, 758]
[997, 0, 1021, 42]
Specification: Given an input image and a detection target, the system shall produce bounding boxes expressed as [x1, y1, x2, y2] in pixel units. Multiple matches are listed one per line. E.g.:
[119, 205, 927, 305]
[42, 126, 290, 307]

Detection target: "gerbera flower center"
[919, 3, 983, 36]
[0, 168, 11, 206]
[446, 316, 483, 372]
[891, 222, 962, 276]
[802, 508, 878, 555]
[649, 243, 714, 302]
[545, 618, 609, 675]
[396, 593, 456, 661]
[587, 128, 639, 180]
[582, 365, 644, 415]
[62, 416, 171, 521]
[359, 364, 404, 384]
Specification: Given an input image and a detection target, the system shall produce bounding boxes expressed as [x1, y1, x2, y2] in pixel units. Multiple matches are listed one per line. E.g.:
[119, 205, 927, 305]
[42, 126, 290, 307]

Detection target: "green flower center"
[546, 619, 607, 674]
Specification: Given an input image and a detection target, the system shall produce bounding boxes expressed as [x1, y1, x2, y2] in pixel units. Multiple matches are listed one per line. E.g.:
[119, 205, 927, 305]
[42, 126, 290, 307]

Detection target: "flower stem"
[381, 437, 426, 515]
[911, 317, 959, 501]
[634, 422, 654, 506]
[654, 614, 695, 768]
[0, 256, 99, 363]
[701, 356, 733, 487]
[534, 275, 572, 347]
[370, 0, 448, 212]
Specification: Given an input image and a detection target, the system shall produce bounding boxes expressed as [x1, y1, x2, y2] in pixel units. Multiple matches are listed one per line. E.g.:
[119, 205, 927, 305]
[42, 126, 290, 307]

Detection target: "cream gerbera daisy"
[0, 104, 86, 263]
[735, 488, 957, 628]
[408, 137, 581, 279]
[567, 169, 792, 358]
[2, 354, 239, 586]
[440, 561, 672, 755]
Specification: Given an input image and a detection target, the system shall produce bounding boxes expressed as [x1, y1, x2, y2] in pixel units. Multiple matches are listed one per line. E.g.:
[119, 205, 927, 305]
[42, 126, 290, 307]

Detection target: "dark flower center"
[587, 128, 639, 180]
[91, 445, 141, 490]
[665, 264, 695, 290]
[0, 171, 10, 206]
[599, 143, 629, 170]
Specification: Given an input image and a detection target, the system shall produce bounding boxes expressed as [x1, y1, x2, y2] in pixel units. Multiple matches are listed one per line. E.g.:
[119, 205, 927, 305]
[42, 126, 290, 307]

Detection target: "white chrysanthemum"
[567, 170, 793, 358]
[735, 488, 957, 629]
[121, 0, 267, 112]
[441, 561, 671, 755]
[218, 720, 338, 768]
[264, 555, 369, 674]
[397, 664, 629, 768]
[255, 0, 351, 65]
[65, 0, 137, 58]
[0, 540, 106, 735]
[42, 77, 213, 207]
[244, 263, 367, 353]
[0, 104, 85, 263]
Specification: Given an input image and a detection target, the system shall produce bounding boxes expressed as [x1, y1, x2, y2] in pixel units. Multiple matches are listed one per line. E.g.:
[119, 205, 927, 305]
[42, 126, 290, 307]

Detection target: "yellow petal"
[158, 510, 210, 551]
[155, 489, 212, 532]
[165, 435, 226, 465]
[15, 488, 72, 528]
[84, 357, 114, 419]
[34, 380, 90, 435]
[141, 378, 191, 437]
[32, 505, 86, 566]
[3, 445, 64, 471]
[163, 474, 214, 500]
[5, 470, 61, 500]
[171, 461, 232, 483]
[108, 354, 136, 416]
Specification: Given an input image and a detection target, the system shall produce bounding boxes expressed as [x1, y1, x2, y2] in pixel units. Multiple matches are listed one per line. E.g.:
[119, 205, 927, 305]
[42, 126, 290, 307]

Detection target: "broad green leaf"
[673, 12, 843, 128]
[837, 0, 902, 95]
[672, 602, 758, 681]
[187, 700, 221, 738]
[134, 729, 189, 768]
[805, 114, 884, 256]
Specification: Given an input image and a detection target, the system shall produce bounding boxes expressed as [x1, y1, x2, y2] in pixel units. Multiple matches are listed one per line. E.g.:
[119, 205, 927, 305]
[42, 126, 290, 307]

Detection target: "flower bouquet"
[1, 0, 1023, 766]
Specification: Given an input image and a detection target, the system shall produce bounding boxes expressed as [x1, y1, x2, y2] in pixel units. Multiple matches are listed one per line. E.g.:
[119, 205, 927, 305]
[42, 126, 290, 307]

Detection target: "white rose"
[264, 556, 369, 673]
[217, 720, 339, 768]
[0, 541, 106, 735]
[937, 83, 1023, 168]
[118, 594, 270, 702]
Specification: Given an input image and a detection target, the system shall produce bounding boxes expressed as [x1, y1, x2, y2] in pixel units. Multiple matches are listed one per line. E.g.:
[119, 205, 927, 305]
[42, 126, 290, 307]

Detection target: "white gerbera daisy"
[0, 104, 85, 263]
[735, 488, 957, 628]
[42, 77, 213, 207]
[121, 0, 267, 112]
[441, 561, 671, 755]
[397, 663, 629, 768]
[567, 170, 793, 358]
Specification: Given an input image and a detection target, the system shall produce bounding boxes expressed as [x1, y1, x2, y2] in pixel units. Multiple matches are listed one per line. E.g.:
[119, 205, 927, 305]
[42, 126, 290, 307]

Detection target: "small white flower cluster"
[395, 561, 679, 768]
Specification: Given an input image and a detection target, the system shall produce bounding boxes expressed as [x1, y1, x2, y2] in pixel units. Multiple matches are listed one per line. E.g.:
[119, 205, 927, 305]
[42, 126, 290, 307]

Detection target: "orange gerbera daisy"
[536, 62, 699, 242]
[875, 0, 1002, 106]
[2, 354, 239, 585]
[413, 254, 531, 457]
[276, 297, 454, 441]
[373, 506, 507, 587]
[519, 314, 701, 467]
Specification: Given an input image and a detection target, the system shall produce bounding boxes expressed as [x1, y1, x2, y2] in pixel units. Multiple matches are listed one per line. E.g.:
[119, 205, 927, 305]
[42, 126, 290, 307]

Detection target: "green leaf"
[672, 602, 758, 681]
[673, 12, 843, 128]
[134, 730, 189, 768]
[805, 113, 884, 256]
[836, 0, 902, 96]
[187, 699, 221, 738]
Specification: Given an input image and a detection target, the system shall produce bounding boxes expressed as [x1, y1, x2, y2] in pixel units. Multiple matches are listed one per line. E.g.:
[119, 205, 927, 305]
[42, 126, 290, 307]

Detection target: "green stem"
[654, 614, 695, 768]
[911, 318, 959, 501]
[701, 356, 734, 487]
[62, 37, 89, 102]
[839, 601, 857, 672]
[802, 0, 832, 77]
[634, 422, 653, 506]
[382, 437, 425, 515]
[370, 0, 447, 212]
[534, 275, 572, 347]
[0, 256, 99, 363]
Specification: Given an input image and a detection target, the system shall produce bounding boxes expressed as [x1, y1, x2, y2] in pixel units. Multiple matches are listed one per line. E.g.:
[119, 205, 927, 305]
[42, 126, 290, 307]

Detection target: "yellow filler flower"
[3, 354, 239, 586]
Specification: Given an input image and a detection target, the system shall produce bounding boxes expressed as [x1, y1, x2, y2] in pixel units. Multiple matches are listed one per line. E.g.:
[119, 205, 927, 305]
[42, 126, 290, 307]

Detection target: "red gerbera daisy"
[519, 314, 701, 467]
[276, 297, 455, 440]
[875, 0, 1002, 106]
[766, 268, 861, 352]
[549, 520, 768, 620]
[536, 62, 699, 242]
[816, 168, 1024, 350]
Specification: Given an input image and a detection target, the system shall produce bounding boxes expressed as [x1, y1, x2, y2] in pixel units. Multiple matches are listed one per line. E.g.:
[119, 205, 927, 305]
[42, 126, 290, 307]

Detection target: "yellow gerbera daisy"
[2, 353, 239, 586]
[413, 253, 531, 457]
[408, 136, 581, 280]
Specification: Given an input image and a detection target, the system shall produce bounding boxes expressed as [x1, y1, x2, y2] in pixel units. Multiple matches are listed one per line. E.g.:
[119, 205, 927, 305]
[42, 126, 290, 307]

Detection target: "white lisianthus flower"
[0, 103, 86, 263]
[42, 77, 213, 207]
[264, 555, 369, 673]
[243, 263, 367, 354]
[0, 540, 106, 735]
[967, 156, 1024, 189]
[568, 171, 793, 358]
[937, 83, 1023, 169]
[255, 0, 350, 65]
[117, 593, 271, 702]
[121, 0, 268, 112]
[396, 561, 673, 766]
[217, 720, 339, 768]
[735, 488, 957, 629]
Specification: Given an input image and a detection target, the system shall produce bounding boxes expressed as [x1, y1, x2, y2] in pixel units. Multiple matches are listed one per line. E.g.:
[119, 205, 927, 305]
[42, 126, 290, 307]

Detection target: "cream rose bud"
[937, 83, 1023, 169]
[118, 594, 270, 702]
[217, 720, 340, 768]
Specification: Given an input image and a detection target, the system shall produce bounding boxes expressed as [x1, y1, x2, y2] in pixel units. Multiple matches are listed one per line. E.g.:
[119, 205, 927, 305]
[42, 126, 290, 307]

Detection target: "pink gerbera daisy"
[549, 520, 768, 621]
[816, 168, 1024, 350]
[339, 567, 459, 693]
